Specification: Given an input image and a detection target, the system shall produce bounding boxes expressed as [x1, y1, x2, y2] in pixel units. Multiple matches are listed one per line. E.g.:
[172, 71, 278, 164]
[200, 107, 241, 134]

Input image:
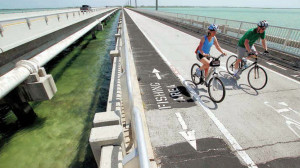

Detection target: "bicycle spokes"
[248, 66, 268, 90]
[208, 77, 226, 103]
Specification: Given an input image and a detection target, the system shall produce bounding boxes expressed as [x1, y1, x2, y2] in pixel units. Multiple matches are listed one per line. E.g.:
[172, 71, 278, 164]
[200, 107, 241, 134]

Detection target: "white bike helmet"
[257, 20, 269, 28]
[208, 24, 218, 31]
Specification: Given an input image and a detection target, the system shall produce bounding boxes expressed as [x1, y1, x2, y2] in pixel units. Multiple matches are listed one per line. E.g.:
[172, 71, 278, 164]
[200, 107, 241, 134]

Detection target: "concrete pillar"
[100, 146, 123, 168]
[97, 23, 103, 31]
[5, 89, 37, 126]
[110, 50, 120, 64]
[93, 112, 120, 127]
[92, 31, 96, 39]
[89, 125, 123, 167]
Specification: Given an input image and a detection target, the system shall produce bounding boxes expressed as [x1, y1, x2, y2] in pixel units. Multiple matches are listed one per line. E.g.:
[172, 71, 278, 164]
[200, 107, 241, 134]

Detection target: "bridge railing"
[119, 8, 150, 168]
[134, 9, 300, 57]
[0, 8, 114, 52]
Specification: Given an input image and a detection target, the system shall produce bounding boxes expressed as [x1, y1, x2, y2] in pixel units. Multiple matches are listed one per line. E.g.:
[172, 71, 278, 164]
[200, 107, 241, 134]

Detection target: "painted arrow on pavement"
[175, 112, 197, 150]
[152, 68, 161, 80]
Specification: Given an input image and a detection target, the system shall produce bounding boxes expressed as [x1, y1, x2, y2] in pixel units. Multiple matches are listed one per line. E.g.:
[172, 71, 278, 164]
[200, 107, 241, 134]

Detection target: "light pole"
[135, 0, 137, 8]
[156, 0, 158, 11]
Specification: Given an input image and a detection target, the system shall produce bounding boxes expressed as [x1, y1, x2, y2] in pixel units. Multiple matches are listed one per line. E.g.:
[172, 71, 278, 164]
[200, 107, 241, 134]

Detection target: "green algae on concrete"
[0, 11, 120, 168]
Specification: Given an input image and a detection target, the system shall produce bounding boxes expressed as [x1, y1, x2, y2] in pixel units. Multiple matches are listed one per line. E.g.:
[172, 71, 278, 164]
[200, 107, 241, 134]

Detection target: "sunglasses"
[259, 27, 266, 30]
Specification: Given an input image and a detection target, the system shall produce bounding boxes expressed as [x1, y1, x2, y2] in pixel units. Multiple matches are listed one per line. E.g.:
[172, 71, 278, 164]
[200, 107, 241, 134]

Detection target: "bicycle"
[226, 52, 268, 90]
[191, 54, 226, 103]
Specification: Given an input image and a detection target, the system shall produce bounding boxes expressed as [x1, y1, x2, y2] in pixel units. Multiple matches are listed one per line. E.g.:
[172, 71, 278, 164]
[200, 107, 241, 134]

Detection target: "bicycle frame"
[240, 58, 258, 73]
[205, 66, 218, 82]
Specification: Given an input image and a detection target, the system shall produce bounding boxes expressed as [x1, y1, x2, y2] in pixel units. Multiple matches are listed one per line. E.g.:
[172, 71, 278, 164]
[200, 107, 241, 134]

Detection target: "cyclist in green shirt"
[233, 20, 269, 78]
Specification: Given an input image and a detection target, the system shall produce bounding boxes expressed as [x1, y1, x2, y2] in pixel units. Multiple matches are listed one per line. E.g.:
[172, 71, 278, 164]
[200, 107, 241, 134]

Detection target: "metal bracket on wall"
[0, 24, 3, 37]
[44, 16, 48, 25]
[26, 18, 31, 29]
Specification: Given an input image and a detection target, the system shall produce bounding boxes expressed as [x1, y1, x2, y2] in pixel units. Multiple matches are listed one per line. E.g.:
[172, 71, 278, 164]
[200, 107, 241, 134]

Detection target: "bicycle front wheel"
[247, 66, 268, 90]
[191, 63, 202, 85]
[226, 55, 238, 75]
[208, 77, 226, 103]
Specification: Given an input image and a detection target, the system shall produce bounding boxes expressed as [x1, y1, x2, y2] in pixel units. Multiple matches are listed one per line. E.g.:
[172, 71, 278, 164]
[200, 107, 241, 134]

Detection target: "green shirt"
[238, 28, 266, 48]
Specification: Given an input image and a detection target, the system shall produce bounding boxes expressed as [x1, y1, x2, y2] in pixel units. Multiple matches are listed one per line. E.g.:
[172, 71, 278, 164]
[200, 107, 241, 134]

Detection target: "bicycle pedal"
[198, 77, 204, 84]
[234, 75, 240, 80]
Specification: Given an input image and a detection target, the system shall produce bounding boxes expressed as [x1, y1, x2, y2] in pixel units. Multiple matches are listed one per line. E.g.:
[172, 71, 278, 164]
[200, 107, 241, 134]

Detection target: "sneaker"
[242, 58, 249, 69]
[196, 68, 202, 77]
[233, 70, 240, 80]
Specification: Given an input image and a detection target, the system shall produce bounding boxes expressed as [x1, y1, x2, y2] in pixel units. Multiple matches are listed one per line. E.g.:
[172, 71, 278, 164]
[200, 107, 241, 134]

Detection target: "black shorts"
[196, 53, 209, 61]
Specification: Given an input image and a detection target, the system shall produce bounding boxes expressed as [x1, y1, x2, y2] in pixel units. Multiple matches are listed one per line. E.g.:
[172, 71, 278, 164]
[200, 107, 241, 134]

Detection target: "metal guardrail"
[0, 8, 80, 14]
[119, 8, 150, 168]
[135, 9, 300, 57]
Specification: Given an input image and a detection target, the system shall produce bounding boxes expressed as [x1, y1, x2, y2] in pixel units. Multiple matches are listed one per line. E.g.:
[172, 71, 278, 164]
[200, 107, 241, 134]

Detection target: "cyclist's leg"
[234, 46, 246, 73]
[196, 53, 210, 73]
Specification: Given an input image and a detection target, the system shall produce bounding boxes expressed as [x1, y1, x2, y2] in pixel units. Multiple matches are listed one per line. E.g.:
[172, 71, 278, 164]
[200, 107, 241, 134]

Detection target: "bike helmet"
[257, 20, 269, 28]
[208, 24, 218, 31]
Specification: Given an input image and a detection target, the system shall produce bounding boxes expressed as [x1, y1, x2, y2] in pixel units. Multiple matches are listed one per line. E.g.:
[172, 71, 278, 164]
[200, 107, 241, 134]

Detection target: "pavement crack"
[234, 139, 300, 152]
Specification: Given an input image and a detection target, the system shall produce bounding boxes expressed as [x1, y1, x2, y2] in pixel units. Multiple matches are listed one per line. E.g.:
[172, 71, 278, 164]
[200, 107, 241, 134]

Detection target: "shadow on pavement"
[155, 138, 247, 168]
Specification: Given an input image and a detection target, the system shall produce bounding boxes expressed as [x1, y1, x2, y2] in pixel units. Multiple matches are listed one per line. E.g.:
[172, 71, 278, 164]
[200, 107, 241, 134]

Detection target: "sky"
[1, 0, 300, 9]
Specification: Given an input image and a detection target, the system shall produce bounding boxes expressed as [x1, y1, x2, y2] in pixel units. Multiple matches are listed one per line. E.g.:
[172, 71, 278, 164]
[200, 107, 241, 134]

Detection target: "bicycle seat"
[210, 58, 220, 67]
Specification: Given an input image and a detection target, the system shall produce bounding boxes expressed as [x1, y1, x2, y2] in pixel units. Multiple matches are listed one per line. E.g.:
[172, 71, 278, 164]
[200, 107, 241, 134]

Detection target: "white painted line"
[152, 68, 161, 80]
[266, 62, 287, 70]
[175, 112, 188, 130]
[125, 9, 258, 168]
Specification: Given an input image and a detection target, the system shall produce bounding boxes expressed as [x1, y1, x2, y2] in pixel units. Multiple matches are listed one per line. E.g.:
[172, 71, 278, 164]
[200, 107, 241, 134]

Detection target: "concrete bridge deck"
[124, 8, 300, 168]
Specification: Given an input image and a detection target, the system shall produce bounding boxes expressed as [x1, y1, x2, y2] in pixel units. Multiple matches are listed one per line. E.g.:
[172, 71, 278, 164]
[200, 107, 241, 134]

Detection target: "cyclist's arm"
[244, 39, 252, 53]
[213, 37, 226, 55]
[262, 38, 268, 51]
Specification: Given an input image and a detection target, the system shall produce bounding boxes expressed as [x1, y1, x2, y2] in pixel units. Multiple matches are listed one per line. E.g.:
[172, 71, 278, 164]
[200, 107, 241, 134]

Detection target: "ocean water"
[143, 7, 300, 29]
[0, 11, 120, 168]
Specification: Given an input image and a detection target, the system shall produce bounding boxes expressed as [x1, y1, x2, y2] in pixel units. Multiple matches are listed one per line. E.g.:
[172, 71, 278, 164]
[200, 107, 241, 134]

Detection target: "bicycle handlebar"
[207, 54, 225, 59]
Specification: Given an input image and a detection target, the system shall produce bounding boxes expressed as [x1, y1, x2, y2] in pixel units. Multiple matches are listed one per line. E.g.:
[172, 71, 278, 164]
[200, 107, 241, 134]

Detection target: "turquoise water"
[143, 7, 300, 29]
[0, 11, 120, 168]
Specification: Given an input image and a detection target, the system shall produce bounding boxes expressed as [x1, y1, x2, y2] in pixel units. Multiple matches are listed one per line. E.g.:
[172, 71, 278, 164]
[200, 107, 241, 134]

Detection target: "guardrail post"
[237, 22, 243, 38]
[57, 14, 60, 21]
[26, 18, 31, 29]
[78, 11, 80, 16]
[44, 16, 48, 25]
[214, 18, 216, 24]
[223, 19, 228, 34]
[0, 24, 4, 37]
[73, 12, 75, 18]
[283, 29, 292, 50]
[66, 13, 69, 19]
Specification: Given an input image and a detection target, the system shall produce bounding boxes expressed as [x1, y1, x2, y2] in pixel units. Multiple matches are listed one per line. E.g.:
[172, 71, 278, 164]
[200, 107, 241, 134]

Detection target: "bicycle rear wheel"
[247, 65, 268, 90]
[191, 63, 202, 85]
[226, 55, 238, 75]
[208, 77, 226, 103]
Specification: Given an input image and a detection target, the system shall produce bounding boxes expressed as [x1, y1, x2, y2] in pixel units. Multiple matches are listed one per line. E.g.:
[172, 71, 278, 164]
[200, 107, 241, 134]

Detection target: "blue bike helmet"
[208, 24, 218, 31]
[257, 20, 269, 28]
